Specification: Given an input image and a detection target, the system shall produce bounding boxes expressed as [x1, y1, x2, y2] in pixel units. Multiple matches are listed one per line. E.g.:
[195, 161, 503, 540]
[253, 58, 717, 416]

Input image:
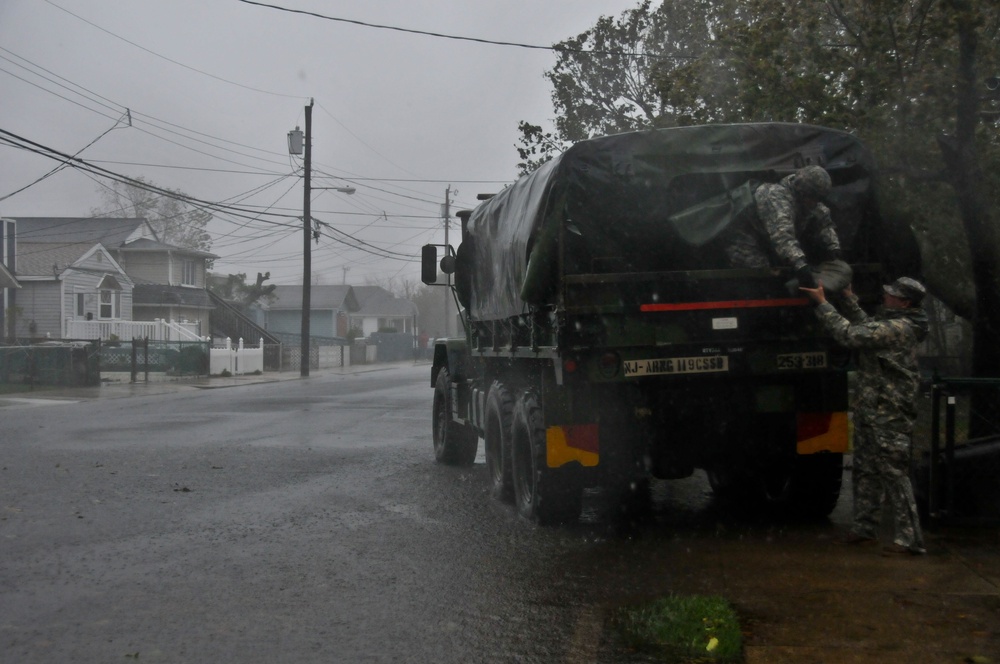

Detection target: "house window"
[76, 293, 85, 317]
[99, 290, 120, 319]
[182, 260, 197, 286]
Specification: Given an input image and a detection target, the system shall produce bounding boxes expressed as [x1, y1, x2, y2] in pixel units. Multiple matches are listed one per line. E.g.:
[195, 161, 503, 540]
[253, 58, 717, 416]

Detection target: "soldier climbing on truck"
[421, 122, 915, 525]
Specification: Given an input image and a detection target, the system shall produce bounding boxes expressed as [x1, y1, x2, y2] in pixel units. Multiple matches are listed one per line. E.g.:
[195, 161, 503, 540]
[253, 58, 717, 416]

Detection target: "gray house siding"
[266, 310, 301, 336]
[115, 253, 170, 284]
[172, 254, 205, 287]
[14, 281, 61, 338]
[63, 270, 133, 327]
[266, 309, 335, 338]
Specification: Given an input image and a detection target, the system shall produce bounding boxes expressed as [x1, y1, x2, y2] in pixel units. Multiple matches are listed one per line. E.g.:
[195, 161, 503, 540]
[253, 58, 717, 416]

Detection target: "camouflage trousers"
[851, 425, 925, 550]
[722, 227, 772, 268]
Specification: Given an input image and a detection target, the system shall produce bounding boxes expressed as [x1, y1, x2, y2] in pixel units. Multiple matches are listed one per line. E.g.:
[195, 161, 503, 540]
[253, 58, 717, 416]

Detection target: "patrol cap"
[791, 165, 833, 203]
[883, 276, 926, 304]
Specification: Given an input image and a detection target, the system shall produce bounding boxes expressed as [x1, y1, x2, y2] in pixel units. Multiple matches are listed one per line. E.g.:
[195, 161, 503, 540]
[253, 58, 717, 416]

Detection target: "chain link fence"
[101, 339, 209, 380]
[0, 341, 100, 387]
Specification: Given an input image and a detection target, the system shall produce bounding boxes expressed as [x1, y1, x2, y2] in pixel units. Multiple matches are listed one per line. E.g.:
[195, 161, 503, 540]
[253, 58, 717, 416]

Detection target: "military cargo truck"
[422, 123, 898, 524]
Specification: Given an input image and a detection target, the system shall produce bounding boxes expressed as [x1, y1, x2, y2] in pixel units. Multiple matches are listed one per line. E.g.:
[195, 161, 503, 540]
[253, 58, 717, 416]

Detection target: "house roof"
[133, 284, 214, 309]
[117, 237, 218, 260]
[15, 242, 96, 277]
[269, 284, 360, 312]
[10, 217, 150, 248]
[15, 242, 135, 284]
[352, 286, 418, 317]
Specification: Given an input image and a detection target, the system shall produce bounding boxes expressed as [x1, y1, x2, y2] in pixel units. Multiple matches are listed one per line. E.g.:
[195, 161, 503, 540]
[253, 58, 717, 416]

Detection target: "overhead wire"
[2, 34, 472, 237]
[0, 47, 294, 176]
[234, 0, 696, 59]
[6, 4, 539, 281]
[4, 128, 432, 272]
[42, 0, 306, 99]
[0, 112, 128, 202]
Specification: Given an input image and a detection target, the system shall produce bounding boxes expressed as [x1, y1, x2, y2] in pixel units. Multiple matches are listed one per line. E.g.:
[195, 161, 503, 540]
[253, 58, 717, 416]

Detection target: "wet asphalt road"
[0, 364, 854, 663]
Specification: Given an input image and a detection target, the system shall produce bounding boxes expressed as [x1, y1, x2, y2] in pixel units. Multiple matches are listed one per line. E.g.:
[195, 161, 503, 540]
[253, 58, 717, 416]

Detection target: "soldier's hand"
[799, 281, 826, 304]
[796, 264, 817, 289]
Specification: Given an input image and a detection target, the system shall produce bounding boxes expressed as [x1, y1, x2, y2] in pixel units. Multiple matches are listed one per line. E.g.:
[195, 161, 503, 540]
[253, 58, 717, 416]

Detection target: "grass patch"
[612, 594, 742, 662]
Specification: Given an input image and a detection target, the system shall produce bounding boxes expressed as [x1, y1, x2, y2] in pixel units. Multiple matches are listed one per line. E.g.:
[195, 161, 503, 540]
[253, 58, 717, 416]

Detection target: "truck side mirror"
[440, 255, 456, 274]
[421, 245, 437, 284]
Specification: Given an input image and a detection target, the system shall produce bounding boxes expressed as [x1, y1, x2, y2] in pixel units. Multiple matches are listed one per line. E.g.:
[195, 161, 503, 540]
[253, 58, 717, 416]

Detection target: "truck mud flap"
[546, 424, 599, 468]
[796, 412, 849, 455]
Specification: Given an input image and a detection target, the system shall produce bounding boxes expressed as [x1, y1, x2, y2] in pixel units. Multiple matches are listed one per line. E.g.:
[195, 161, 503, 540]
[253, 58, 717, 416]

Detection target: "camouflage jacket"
[753, 175, 840, 270]
[815, 297, 929, 433]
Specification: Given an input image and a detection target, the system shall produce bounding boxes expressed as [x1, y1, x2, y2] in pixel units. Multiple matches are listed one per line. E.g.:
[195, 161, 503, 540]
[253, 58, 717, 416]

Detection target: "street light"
[289, 99, 355, 377]
[314, 186, 356, 195]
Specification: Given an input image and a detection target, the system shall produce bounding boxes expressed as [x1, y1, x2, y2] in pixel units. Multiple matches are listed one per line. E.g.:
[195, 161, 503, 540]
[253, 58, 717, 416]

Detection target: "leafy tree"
[517, 0, 728, 173]
[93, 177, 214, 253]
[522, 0, 1000, 385]
[208, 271, 276, 307]
[702, 0, 1000, 391]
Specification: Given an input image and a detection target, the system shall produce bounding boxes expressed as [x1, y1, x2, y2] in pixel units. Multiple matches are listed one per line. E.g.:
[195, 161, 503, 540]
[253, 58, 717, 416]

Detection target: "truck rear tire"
[485, 381, 515, 502]
[783, 453, 844, 518]
[433, 367, 478, 466]
[510, 391, 582, 525]
[707, 453, 843, 518]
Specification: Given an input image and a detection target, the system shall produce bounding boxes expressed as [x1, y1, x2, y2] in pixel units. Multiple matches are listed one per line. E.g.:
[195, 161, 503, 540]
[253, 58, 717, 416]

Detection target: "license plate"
[776, 352, 827, 370]
[624, 356, 729, 377]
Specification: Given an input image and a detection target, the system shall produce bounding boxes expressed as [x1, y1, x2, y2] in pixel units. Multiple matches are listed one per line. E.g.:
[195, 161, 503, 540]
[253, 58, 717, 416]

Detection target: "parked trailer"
[423, 123, 907, 524]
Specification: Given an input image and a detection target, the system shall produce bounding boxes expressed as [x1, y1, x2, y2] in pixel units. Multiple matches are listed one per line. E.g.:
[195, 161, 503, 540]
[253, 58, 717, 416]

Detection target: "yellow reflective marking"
[797, 411, 849, 454]
[546, 426, 599, 468]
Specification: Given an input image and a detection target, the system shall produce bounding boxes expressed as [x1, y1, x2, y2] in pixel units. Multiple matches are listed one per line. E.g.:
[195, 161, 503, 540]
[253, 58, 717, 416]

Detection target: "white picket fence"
[66, 318, 203, 342]
[210, 338, 264, 376]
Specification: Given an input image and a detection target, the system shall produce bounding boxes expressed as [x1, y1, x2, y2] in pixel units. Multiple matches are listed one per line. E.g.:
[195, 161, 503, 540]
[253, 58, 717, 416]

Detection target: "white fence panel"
[210, 338, 264, 375]
[65, 318, 206, 342]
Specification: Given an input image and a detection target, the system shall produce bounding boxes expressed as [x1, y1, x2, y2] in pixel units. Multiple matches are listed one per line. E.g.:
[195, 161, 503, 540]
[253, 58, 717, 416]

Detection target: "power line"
[234, 0, 694, 59]
[43, 0, 306, 99]
[0, 47, 297, 173]
[0, 113, 128, 202]
[0, 128, 301, 225]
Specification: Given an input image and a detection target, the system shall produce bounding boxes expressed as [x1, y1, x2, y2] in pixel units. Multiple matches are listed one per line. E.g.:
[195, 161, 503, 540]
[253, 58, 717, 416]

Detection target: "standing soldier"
[725, 165, 842, 287]
[801, 277, 929, 555]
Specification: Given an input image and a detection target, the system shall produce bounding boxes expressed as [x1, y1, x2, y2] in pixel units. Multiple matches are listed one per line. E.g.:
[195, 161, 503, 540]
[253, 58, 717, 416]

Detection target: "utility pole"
[443, 185, 451, 338]
[300, 99, 314, 377]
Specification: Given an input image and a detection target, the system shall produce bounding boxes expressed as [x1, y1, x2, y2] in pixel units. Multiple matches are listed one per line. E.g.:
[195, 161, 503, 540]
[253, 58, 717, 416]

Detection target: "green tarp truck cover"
[463, 123, 879, 321]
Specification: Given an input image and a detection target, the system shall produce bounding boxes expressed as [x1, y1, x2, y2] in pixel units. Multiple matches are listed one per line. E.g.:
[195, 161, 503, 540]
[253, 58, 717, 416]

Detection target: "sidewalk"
[698, 522, 1000, 662]
[0, 361, 423, 402]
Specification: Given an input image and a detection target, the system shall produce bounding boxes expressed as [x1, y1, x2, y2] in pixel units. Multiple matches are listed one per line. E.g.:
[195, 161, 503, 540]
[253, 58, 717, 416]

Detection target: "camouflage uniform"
[814, 279, 929, 552]
[725, 165, 841, 270]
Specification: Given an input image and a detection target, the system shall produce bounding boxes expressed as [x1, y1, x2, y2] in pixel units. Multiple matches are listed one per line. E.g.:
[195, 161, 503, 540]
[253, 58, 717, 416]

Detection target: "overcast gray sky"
[0, 0, 640, 287]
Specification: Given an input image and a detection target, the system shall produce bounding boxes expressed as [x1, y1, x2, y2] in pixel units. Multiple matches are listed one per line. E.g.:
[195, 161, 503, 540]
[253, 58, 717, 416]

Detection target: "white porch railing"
[210, 337, 264, 375]
[65, 318, 205, 342]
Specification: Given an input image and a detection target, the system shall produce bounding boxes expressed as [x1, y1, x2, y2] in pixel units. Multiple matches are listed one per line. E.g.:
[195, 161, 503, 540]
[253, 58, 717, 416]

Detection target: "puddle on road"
[0, 397, 81, 409]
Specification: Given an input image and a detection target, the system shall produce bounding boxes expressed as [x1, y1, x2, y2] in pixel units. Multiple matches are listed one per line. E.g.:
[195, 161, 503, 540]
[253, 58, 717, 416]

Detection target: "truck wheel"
[432, 367, 477, 466]
[484, 382, 515, 502]
[783, 453, 844, 518]
[510, 391, 582, 525]
[706, 466, 756, 501]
